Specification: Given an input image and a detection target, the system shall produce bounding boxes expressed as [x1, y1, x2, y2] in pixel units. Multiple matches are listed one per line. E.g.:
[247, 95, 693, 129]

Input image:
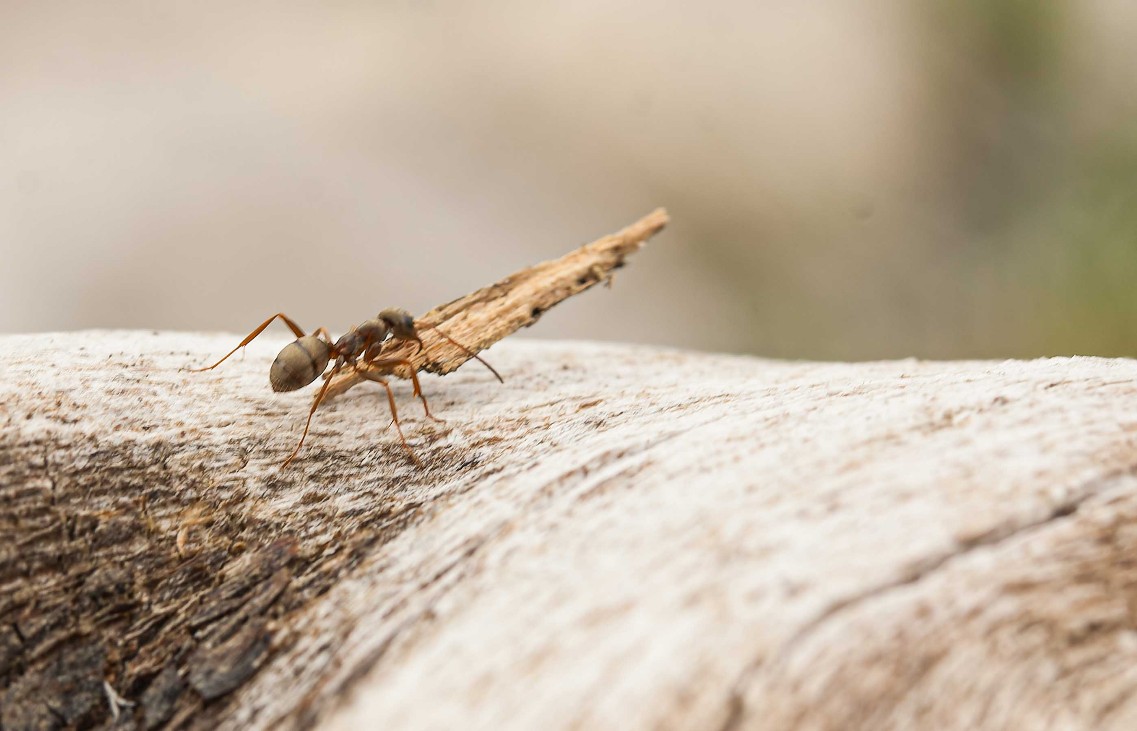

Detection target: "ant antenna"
[418, 322, 504, 384]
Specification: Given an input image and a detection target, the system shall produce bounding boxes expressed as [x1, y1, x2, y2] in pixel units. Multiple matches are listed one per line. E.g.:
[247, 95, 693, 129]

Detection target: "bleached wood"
[3, 333, 1137, 731]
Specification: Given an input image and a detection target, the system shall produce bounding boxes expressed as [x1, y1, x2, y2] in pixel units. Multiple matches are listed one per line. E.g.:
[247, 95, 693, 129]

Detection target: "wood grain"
[4, 331, 1137, 730]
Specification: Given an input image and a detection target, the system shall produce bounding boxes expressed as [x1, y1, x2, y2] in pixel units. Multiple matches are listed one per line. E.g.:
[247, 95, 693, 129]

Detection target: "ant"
[192, 308, 502, 467]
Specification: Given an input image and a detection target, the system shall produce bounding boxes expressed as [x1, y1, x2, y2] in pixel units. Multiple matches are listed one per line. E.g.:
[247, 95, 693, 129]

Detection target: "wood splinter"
[328, 207, 669, 399]
[194, 208, 669, 465]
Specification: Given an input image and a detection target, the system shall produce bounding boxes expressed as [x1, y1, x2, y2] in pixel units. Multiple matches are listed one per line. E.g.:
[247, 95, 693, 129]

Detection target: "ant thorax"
[333, 331, 366, 363]
[355, 319, 392, 345]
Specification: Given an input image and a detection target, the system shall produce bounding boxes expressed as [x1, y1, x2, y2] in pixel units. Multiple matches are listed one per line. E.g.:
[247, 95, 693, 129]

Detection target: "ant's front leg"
[415, 322, 504, 383]
[351, 366, 423, 467]
[365, 356, 446, 424]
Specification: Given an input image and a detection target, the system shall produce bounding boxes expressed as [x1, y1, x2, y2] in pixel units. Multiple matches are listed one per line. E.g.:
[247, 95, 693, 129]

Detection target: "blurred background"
[2, 1, 1136, 360]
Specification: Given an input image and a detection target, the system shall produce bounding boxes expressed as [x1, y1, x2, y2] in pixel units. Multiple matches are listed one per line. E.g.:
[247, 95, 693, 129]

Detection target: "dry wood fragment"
[325, 207, 669, 401]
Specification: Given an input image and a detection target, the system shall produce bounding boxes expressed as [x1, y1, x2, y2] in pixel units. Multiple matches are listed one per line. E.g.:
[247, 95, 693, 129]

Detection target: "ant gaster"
[193, 307, 501, 467]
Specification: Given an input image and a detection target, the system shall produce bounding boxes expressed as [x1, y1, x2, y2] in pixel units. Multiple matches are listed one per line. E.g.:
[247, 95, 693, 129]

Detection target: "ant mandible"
[192, 308, 502, 467]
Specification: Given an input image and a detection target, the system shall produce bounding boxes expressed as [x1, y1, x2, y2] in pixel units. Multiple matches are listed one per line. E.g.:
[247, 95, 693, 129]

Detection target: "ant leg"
[417, 323, 504, 383]
[351, 366, 423, 467]
[281, 364, 338, 468]
[406, 334, 425, 355]
[367, 357, 446, 424]
[192, 313, 308, 372]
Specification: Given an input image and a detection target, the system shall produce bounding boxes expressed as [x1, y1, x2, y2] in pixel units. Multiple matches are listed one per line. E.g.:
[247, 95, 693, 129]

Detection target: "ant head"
[378, 308, 422, 345]
[270, 336, 331, 392]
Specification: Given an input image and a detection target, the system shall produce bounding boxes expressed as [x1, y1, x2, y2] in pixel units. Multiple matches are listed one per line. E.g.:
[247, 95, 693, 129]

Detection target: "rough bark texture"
[3, 331, 1137, 730]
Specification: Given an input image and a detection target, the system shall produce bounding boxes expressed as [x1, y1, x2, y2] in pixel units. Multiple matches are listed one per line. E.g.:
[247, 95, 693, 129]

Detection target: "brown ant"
[192, 308, 501, 467]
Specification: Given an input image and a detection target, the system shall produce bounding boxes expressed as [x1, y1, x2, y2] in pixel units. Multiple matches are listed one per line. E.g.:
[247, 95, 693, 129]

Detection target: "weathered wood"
[3, 333, 1137, 731]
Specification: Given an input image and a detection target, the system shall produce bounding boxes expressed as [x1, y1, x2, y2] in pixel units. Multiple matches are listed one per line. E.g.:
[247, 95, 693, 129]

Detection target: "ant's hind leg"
[352, 367, 423, 467]
[191, 313, 308, 372]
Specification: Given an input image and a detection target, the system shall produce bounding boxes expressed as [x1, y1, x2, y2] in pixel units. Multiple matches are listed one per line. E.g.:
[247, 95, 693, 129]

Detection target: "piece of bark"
[325, 207, 669, 401]
[3, 332, 1137, 731]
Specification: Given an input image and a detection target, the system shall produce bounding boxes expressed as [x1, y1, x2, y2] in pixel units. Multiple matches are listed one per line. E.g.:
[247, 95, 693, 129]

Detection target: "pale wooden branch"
[4, 335, 1137, 730]
[324, 207, 669, 402]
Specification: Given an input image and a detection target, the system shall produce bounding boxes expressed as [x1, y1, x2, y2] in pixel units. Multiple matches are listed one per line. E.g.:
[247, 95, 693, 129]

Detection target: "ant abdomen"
[270, 336, 331, 392]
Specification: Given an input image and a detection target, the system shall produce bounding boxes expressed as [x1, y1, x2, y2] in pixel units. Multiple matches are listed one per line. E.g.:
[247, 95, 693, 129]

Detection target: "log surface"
[3, 332, 1137, 730]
